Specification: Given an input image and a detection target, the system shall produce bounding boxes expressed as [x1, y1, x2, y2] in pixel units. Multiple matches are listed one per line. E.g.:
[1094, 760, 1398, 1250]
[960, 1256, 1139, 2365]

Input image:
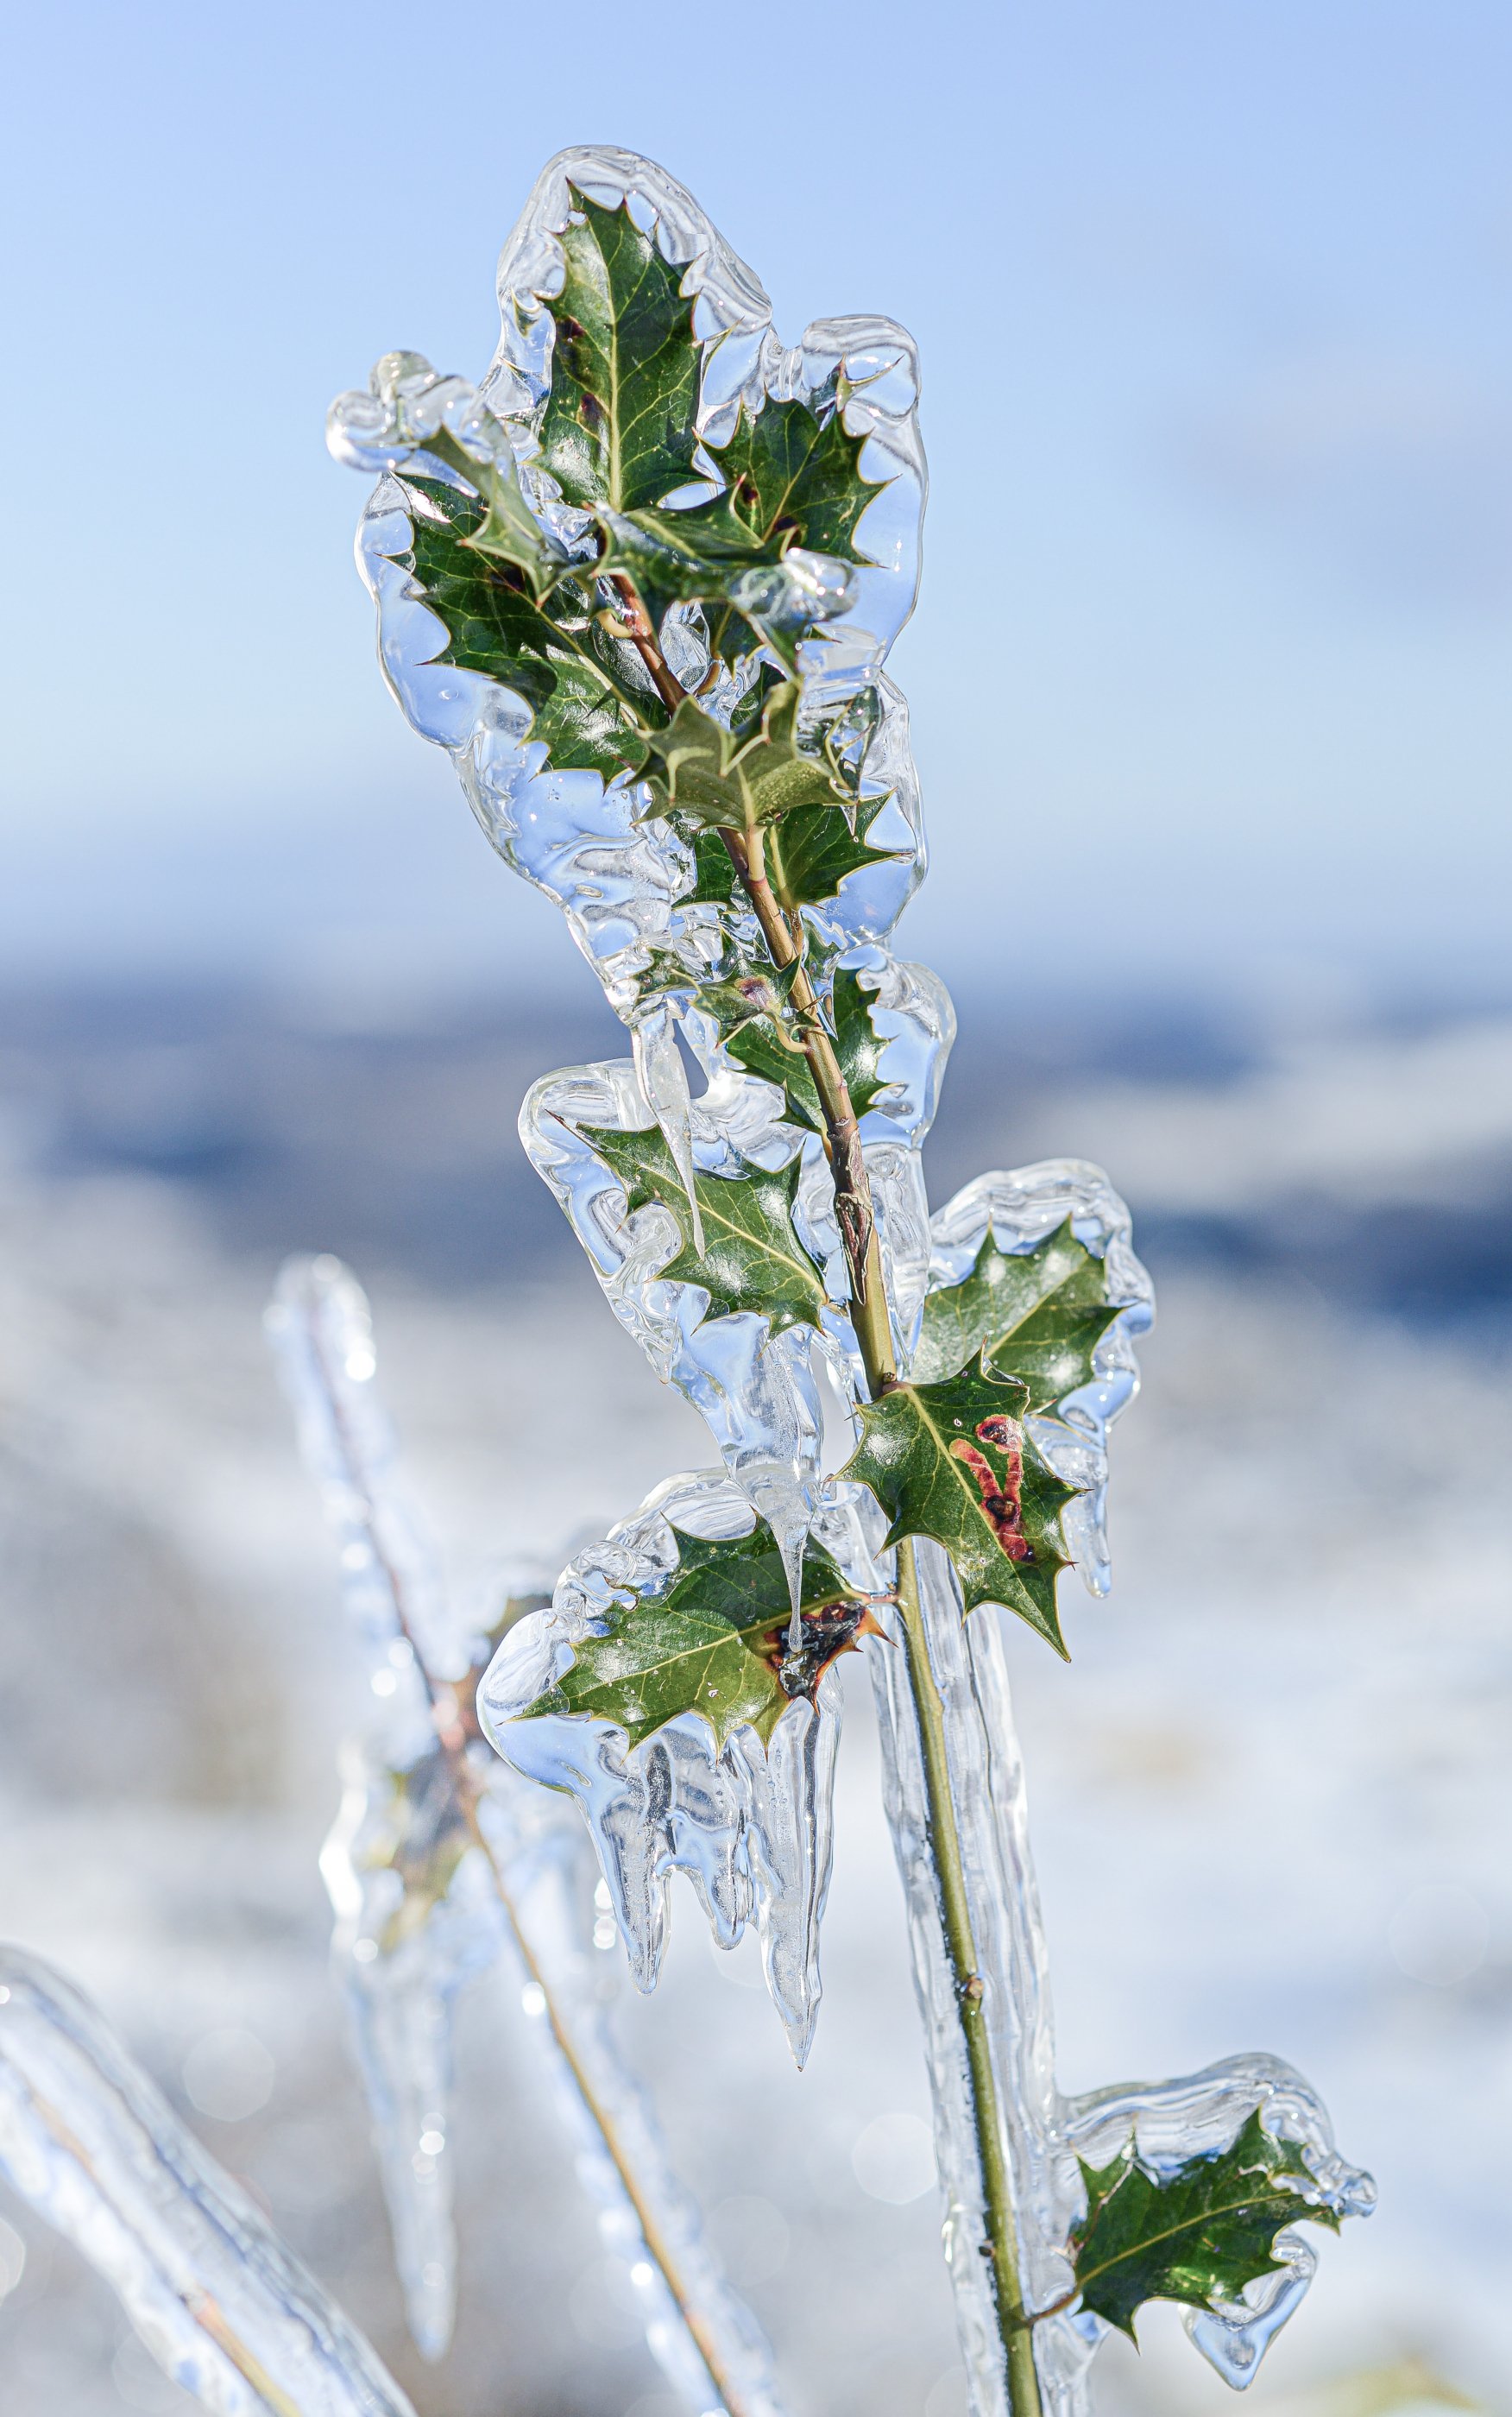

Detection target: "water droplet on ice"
[181, 2028, 274, 2123]
[1388, 1883, 1489, 1986]
[850, 2111, 936, 2203]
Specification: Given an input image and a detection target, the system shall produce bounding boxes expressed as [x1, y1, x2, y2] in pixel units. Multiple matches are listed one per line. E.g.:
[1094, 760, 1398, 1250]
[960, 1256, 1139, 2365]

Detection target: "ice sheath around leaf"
[0, 1945, 417, 2417]
[477, 1469, 879, 2067]
[1067, 2109, 1341, 2341]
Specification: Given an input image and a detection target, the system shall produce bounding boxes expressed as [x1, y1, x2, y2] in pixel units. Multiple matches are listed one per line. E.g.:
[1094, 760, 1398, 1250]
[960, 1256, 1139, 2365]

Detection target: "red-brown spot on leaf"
[948, 1417, 1032, 1562]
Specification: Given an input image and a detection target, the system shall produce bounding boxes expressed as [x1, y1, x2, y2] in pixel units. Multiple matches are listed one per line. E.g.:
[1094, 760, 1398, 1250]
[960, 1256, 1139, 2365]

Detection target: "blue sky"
[3, 1, 1509, 1007]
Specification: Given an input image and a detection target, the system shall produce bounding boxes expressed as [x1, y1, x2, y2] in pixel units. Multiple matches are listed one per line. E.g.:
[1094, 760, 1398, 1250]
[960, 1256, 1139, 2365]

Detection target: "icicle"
[268, 1255, 488, 2355]
[319, 1746, 505, 2360]
[479, 1776, 786, 2417]
[479, 1469, 843, 2061]
[265, 1254, 471, 1688]
[633, 1000, 705, 1253]
[0, 1945, 417, 2417]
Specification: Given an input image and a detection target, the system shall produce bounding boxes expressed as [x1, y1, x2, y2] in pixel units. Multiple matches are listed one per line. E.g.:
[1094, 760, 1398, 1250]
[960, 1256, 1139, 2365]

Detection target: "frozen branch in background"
[268, 1255, 785, 2417]
[0, 1946, 416, 2417]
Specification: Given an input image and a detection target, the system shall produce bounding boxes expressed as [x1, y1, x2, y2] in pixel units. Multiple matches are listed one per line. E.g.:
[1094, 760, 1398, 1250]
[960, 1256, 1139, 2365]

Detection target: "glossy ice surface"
[0, 1945, 416, 2416]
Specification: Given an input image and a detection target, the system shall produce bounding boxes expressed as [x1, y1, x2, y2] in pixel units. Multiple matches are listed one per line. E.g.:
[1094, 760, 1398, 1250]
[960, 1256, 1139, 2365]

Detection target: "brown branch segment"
[720, 823, 897, 1398]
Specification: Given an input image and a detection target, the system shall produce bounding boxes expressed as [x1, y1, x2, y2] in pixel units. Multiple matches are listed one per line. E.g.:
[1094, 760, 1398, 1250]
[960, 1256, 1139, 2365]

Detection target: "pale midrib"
[571, 1619, 779, 1732]
[661, 1168, 825, 1309]
[1076, 2180, 1313, 2296]
[921, 1267, 1076, 1385]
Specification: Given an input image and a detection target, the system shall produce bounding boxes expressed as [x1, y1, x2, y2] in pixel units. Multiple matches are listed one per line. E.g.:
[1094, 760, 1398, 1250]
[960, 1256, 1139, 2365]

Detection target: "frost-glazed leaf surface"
[583, 1123, 828, 1333]
[520, 1524, 874, 1747]
[684, 792, 899, 912]
[914, 1219, 1124, 1401]
[1068, 2110, 1338, 2340]
[539, 187, 702, 514]
[725, 966, 889, 1136]
[842, 1353, 1080, 1649]
[767, 792, 901, 912]
[596, 493, 785, 643]
[639, 684, 854, 831]
[399, 476, 653, 776]
[711, 394, 881, 561]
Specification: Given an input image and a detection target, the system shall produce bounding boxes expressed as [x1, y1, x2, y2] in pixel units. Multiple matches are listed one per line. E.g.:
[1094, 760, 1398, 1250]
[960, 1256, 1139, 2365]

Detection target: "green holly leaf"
[678, 778, 902, 914]
[913, 1220, 1125, 1404]
[684, 825, 741, 905]
[841, 1353, 1080, 1650]
[674, 784, 901, 911]
[765, 792, 901, 912]
[581, 1122, 828, 1333]
[695, 950, 802, 1042]
[399, 475, 655, 777]
[518, 1523, 879, 1749]
[408, 426, 566, 596]
[539, 186, 701, 514]
[713, 391, 883, 562]
[595, 491, 784, 638]
[724, 965, 889, 1136]
[639, 683, 854, 831]
[1068, 2109, 1338, 2341]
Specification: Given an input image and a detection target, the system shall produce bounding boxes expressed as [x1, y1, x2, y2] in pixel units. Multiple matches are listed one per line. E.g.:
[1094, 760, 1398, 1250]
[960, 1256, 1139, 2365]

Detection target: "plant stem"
[892, 1539, 1045, 2417]
[722, 839, 1046, 2417]
[721, 824, 896, 1393]
[622, 586, 1043, 2416]
[446, 1733, 756, 2417]
[32, 2097, 307, 2417]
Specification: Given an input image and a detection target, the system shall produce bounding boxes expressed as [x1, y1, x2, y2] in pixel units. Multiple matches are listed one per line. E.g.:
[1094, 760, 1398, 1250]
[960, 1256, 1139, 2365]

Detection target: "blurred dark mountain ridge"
[1, 977, 1508, 1335]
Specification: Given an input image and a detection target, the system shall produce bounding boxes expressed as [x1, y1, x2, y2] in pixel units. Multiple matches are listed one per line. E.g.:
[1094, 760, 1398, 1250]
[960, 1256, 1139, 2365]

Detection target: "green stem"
[723, 830, 1044, 2417]
[620, 580, 1043, 2416]
[893, 1538, 1045, 2417]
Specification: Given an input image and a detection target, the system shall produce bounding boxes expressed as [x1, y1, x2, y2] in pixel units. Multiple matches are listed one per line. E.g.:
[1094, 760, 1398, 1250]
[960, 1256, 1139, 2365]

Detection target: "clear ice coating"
[331, 145, 1373, 2409]
[327, 144, 927, 1023]
[267, 1253, 495, 2357]
[866, 1536, 1377, 2417]
[478, 1468, 849, 2066]
[0, 1943, 417, 2417]
[268, 1257, 787, 2417]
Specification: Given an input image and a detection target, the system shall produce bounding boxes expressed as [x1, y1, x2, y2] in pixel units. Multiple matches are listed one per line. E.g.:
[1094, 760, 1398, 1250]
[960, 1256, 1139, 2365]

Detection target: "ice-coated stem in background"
[0, 1946, 417, 2417]
[269, 1257, 785, 2417]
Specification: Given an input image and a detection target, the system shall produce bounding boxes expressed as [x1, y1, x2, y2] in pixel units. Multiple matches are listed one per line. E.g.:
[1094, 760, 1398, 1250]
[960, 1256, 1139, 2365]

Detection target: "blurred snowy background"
[3, 0, 1512, 2411]
[0, 977, 1508, 2417]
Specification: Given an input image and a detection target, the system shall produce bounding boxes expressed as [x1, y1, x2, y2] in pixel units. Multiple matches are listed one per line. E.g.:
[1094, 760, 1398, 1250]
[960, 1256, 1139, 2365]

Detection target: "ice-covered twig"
[0, 1944, 416, 2417]
[268, 1255, 785, 2417]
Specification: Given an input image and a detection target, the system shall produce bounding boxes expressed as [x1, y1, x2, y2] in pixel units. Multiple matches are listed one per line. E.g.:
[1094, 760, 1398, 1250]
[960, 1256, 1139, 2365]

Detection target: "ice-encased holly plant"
[0, 143, 1375, 2417]
[318, 147, 1375, 2417]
